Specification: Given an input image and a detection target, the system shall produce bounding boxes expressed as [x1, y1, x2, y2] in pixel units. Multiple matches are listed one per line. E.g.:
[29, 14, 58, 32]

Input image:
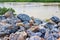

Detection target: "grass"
[0, 0, 60, 2]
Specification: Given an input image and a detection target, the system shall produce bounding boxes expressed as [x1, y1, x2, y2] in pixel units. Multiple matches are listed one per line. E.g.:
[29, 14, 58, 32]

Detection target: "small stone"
[20, 31, 27, 37]
[50, 16, 60, 24]
[16, 23, 24, 26]
[29, 20, 34, 24]
[34, 18, 42, 25]
[17, 14, 31, 22]
[3, 36, 9, 40]
[29, 36, 41, 40]
[31, 16, 34, 20]
[28, 26, 39, 31]
[58, 22, 60, 27]
[4, 11, 14, 18]
[57, 38, 60, 40]
[17, 35, 25, 40]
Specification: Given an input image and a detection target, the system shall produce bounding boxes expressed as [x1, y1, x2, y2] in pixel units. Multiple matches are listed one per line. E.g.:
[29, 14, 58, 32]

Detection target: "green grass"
[0, 0, 60, 2]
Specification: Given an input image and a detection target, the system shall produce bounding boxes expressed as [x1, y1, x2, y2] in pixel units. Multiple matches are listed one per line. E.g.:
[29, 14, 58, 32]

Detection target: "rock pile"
[0, 10, 60, 40]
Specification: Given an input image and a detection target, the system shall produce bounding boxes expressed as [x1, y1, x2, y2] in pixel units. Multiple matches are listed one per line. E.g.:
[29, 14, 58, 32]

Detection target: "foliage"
[0, 0, 60, 2]
[0, 7, 15, 15]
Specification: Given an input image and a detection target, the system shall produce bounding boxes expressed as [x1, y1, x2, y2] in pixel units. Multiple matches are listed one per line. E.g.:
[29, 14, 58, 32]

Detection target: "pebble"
[17, 14, 31, 22]
[0, 11, 60, 40]
[50, 16, 60, 24]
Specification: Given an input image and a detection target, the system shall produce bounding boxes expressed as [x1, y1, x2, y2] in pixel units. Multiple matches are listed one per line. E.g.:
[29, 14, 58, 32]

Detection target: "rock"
[17, 35, 25, 40]
[28, 26, 39, 31]
[9, 33, 19, 40]
[3, 35, 9, 40]
[44, 22, 54, 30]
[0, 24, 12, 36]
[58, 22, 60, 27]
[17, 26, 25, 32]
[0, 12, 60, 40]
[29, 36, 41, 40]
[17, 14, 31, 22]
[29, 20, 34, 25]
[34, 18, 42, 25]
[57, 38, 60, 40]
[16, 23, 24, 26]
[4, 10, 14, 18]
[50, 16, 60, 24]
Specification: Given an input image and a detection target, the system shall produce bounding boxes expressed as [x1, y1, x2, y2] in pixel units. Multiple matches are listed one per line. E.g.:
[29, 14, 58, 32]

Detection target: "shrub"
[0, 7, 15, 15]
